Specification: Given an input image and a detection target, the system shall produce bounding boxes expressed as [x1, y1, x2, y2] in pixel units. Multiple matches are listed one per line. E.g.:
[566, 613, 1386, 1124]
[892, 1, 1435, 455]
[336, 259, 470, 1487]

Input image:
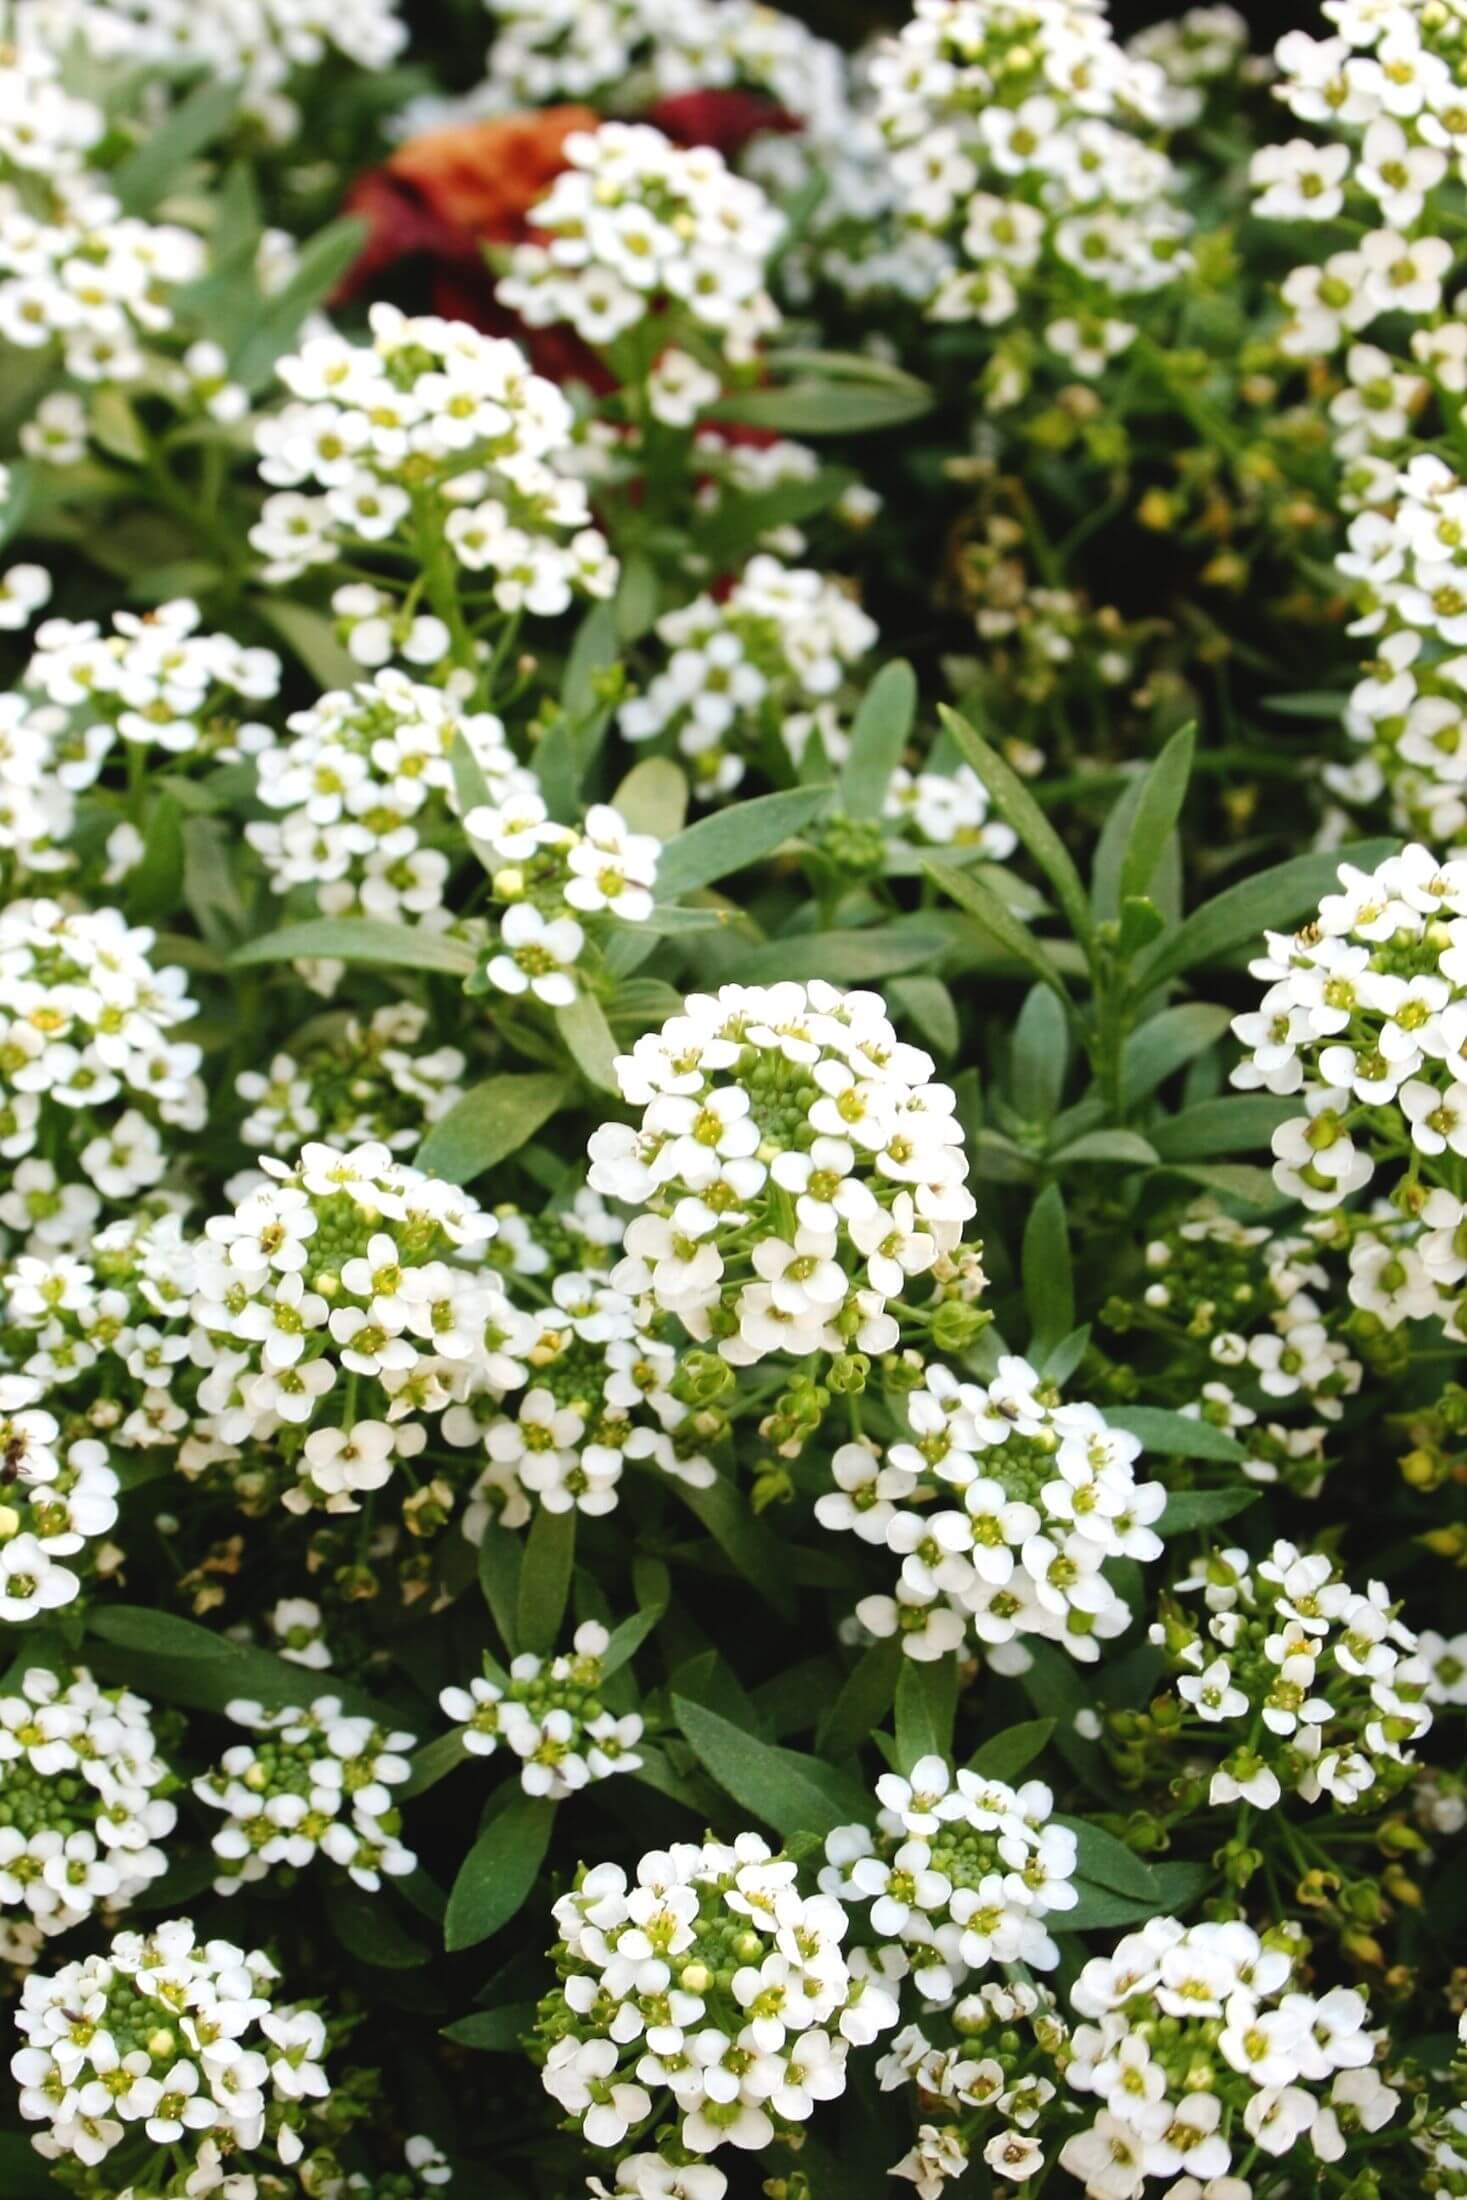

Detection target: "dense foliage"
[0, 2, 1464, 2197]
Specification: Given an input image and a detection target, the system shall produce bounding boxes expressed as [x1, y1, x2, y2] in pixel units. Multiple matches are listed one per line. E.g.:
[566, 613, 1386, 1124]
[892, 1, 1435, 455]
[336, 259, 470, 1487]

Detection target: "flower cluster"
[439, 1620, 643, 1799]
[588, 981, 974, 1368]
[0, 1667, 174, 1944]
[192, 1694, 416, 1894]
[0, 900, 204, 1198]
[823, 1754, 1077, 1999]
[872, 0, 1190, 351]
[476, 0, 850, 138]
[246, 670, 524, 930]
[618, 555, 878, 800]
[1112, 1208, 1363, 1491]
[1060, 1916, 1399, 2193]
[0, 39, 206, 390]
[1154, 1537, 1433, 1811]
[500, 122, 784, 372]
[251, 304, 618, 605]
[877, 1977, 1068, 2197]
[189, 1139, 500, 1515]
[11, 1919, 332, 2174]
[32, 0, 408, 143]
[824, 1355, 1163, 1667]
[537, 1831, 899, 2166]
[444, 1220, 718, 1526]
[464, 798, 661, 1009]
[237, 1003, 468, 1158]
[0, 1373, 120, 1622]
[1233, 843, 1467, 1232]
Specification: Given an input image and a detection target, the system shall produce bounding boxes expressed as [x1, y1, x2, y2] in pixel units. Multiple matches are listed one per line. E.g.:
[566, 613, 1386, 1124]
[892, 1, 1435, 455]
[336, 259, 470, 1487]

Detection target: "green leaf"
[614, 757, 688, 841]
[720, 928, 948, 987]
[441, 2005, 537, 2052]
[232, 919, 475, 976]
[1121, 1004, 1231, 1106]
[555, 991, 620, 1093]
[894, 1656, 958, 1774]
[657, 785, 833, 897]
[715, 374, 932, 436]
[600, 1602, 666, 1680]
[1023, 1182, 1073, 1358]
[88, 1607, 237, 1661]
[1056, 1818, 1157, 1900]
[1106, 1406, 1243, 1466]
[1150, 1095, 1296, 1161]
[672, 1475, 797, 1621]
[887, 975, 960, 1057]
[111, 77, 241, 213]
[1051, 1129, 1159, 1167]
[252, 598, 360, 690]
[126, 795, 186, 927]
[1016, 1644, 1115, 1795]
[817, 1639, 902, 1763]
[941, 707, 1094, 950]
[326, 1881, 430, 1969]
[562, 601, 621, 723]
[1011, 984, 1069, 1123]
[840, 660, 918, 820]
[1062, 1860, 1211, 1933]
[615, 552, 660, 642]
[444, 1792, 557, 1952]
[516, 1507, 576, 1658]
[969, 1718, 1055, 1782]
[1159, 1487, 1261, 1534]
[673, 1696, 870, 1839]
[401, 1730, 470, 1801]
[922, 860, 1070, 1002]
[232, 217, 369, 389]
[1134, 839, 1398, 991]
[478, 1529, 522, 1653]
[1162, 1162, 1287, 1209]
[1112, 724, 1196, 916]
[416, 1073, 569, 1185]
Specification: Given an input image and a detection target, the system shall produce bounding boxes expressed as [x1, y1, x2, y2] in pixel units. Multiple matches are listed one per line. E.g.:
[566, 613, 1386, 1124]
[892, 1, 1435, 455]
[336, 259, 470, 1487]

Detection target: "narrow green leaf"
[232, 919, 475, 976]
[672, 1476, 796, 1620]
[126, 795, 186, 927]
[326, 1881, 429, 1969]
[1016, 1644, 1115, 1796]
[969, 1718, 1055, 1782]
[1051, 1129, 1158, 1167]
[401, 1730, 470, 1801]
[416, 1073, 569, 1185]
[1011, 984, 1069, 1123]
[1162, 1162, 1287, 1209]
[516, 1507, 577, 1658]
[1117, 724, 1196, 913]
[478, 1530, 522, 1653]
[720, 928, 948, 987]
[441, 2005, 537, 2052]
[1056, 1817, 1157, 1900]
[252, 598, 359, 690]
[941, 707, 1094, 949]
[600, 1602, 667, 1680]
[1023, 1182, 1074, 1358]
[922, 860, 1070, 1002]
[562, 601, 621, 722]
[555, 991, 621, 1093]
[111, 77, 241, 214]
[657, 784, 833, 897]
[715, 376, 932, 435]
[894, 1656, 958, 1774]
[612, 757, 689, 841]
[1120, 1004, 1231, 1107]
[232, 217, 369, 388]
[88, 1607, 236, 1661]
[887, 975, 960, 1057]
[673, 1696, 870, 1838]
[1159, 1487, 1261, 1534]
[818, 1639, 902, 1763]
[444, 1792, 556, 1952]
[1150, 1095, 1296, 1161]
[1106, 1406, 1243, 1466]
[1135, 839, 1398, 991]
[840, 660, 918, 820]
